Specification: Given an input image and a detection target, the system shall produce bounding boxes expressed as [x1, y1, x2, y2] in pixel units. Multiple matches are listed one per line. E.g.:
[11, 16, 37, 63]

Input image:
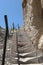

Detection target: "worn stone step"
[16, 51, 37, 58]
[14, 55, 42, 64]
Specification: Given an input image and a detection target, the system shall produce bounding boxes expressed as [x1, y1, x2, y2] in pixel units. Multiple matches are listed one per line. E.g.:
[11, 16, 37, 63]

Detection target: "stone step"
[14, 55, 42, 64]
[4, 64, 43, 65]
[16, 51, 37, 58]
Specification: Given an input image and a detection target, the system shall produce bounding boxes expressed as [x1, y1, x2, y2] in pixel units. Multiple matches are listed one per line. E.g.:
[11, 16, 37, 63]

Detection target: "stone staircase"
[15, 29, 43, 64]
[0, 30, 43, 65]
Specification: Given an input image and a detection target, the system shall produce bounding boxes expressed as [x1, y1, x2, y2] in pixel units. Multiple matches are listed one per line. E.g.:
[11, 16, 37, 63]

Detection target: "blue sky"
[0, 0, 24, 28]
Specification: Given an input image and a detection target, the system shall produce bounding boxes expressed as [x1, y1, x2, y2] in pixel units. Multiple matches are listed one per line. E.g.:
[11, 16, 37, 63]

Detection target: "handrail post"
[2, 15, 9, 65]
[16, 24, 20, 65]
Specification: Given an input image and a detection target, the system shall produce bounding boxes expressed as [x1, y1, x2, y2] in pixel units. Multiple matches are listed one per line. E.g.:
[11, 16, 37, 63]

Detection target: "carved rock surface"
[22, 0, 43, 50]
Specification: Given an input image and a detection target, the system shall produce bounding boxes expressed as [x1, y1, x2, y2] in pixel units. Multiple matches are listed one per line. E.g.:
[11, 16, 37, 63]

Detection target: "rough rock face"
[22, 0, 43, 50]
[38, 35, 43, 50]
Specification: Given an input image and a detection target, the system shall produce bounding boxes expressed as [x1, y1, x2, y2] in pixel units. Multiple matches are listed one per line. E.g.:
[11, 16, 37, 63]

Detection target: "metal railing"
[1, 16, 20, 65]
[2, 15, 9, 65]
[16, 25, 20, 65]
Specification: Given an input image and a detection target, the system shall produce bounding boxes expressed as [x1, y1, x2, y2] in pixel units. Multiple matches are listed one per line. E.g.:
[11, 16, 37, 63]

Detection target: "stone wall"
[22, 0, 43, 50]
